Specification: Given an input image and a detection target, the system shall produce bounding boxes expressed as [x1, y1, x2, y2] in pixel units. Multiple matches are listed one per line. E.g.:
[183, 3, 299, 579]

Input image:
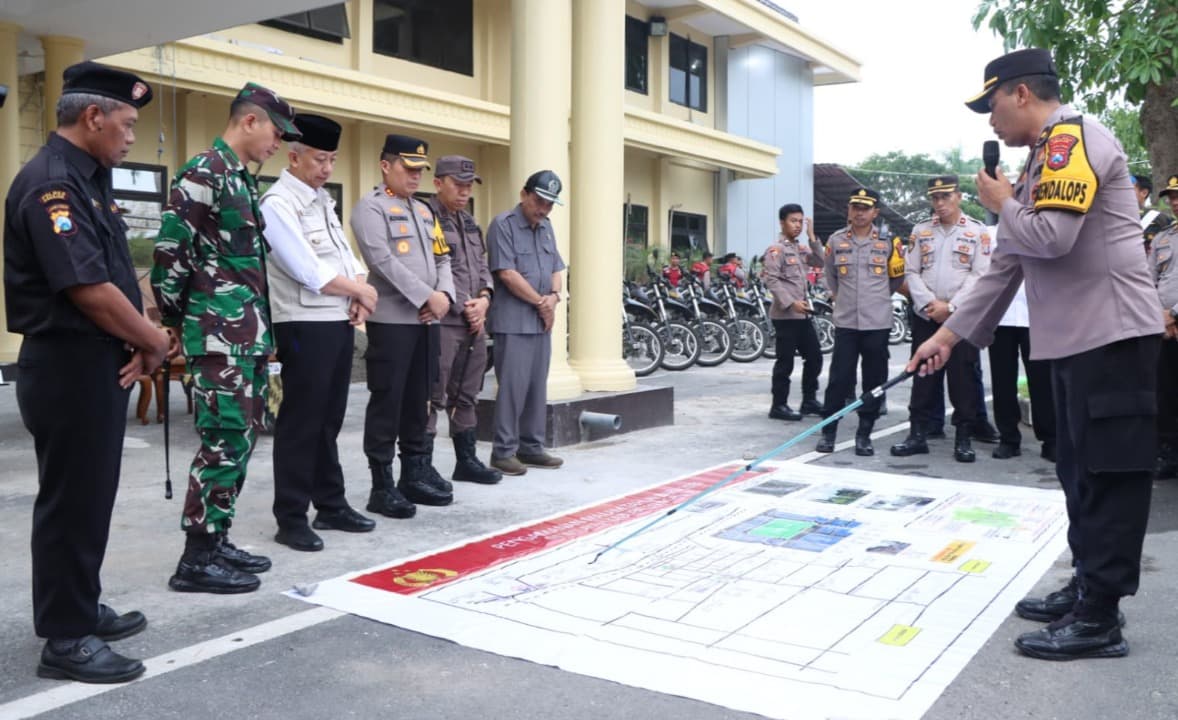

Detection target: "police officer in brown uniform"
[761, 203, 825, 421]
[426, 156, 501, 485]
[891, 176, 990, 462]
[4, 62, 169, 682]
[912, 48, 1163, 660]
[815, 188, 905, 456]
[351, 135, 455, 516]
[1149, 175, 1178, 478]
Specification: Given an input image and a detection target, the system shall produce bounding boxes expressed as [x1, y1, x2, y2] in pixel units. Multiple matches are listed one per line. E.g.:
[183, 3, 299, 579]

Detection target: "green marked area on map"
[750, 519, 814, 539]
[953, 507, 1018, 527]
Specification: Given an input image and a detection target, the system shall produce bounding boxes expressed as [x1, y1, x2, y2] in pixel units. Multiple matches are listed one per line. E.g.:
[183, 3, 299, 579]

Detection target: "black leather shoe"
[992, 442, 1021, 459]
[1015, 577, 1079, 621]
[275, 524, 324, 552]
[815, 430, 836, 453]
[768, 404, 802, 421]
[799, 399, 823, 416]
[890, 432, 929, 457]
[38, 636, 145, 684]
[854, 434, 874, 456]
[954, 427, 976, 463]
[972, 422, 1000, 444]
[169, 552, 261, 594]
[367, 487, 417, 518]
[313, 506, 376, 533]
[95, 604, 147, 642]
[1014, 614, 1128, 660]
[215, 535, 271, 573]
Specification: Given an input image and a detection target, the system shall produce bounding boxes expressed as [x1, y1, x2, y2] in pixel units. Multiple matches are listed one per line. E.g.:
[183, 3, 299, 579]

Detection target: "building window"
[373, 0, 473, 76]
[625, 16, 648, 94]
[260, 4, 350, 43]
[624, 203, 649, 246]
[257, 176, 345, 223]
[113, 163, 167, 267]
[670, 211, 707, 253]
[669, 34, 707, 112]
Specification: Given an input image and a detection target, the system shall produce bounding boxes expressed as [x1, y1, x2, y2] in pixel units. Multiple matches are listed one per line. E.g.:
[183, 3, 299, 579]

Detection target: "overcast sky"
[790, 0, 1010, 167]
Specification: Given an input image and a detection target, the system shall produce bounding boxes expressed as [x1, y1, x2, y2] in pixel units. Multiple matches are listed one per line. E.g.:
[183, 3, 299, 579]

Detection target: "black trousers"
[273, 321, 354, 528]
[1158, 339, 1178, 445]
[17, 335, 130, 639]
[988, 325, 1055, 447]
[363, 322, 436, 465]
[1054, 335, 1159, 600]
[770, 318, 822, 406]
[821, 328, 889, 427]
[907, 315, 978, 428]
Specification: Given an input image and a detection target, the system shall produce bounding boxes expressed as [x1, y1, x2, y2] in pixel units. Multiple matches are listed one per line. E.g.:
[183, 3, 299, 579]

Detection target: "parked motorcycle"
[744, 256, 777, 360]
[635, 270, 700, 371]
[707, 275, 767, 362]
[890, 293, 911, 345]
[668, 274, 733, 366]
[622, 283, 664, 376]
[808, 283, 836, 354]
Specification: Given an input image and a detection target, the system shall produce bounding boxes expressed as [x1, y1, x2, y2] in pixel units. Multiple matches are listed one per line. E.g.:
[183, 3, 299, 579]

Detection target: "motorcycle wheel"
[623, 322, 663, 377]
[729, 318, 766, 362]
[694, 319, 732, 367]
[762, 319, 777, 359]
[658, 321, 701, 371]
[889, 311, 908, 345]
[812, 313, 835, 354]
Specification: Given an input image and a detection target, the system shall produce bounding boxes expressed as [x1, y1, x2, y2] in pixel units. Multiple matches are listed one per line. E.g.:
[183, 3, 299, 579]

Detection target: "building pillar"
[0, 22, 25, 365]
[40, 35, 85, 134]
[568, 0, 634, 390]
[510, 0, 582, 400]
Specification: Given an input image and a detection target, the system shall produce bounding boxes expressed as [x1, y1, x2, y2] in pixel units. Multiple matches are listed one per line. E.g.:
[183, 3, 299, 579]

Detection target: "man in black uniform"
[1133, 174, 1173, 256]
[4, 62, 172, 683]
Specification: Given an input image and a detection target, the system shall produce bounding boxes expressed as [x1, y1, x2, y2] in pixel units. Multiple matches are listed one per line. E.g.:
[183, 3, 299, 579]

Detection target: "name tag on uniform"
[390, 206, 406, 215]
[956, 244, 971, 253]
[873, 241, 887, 250]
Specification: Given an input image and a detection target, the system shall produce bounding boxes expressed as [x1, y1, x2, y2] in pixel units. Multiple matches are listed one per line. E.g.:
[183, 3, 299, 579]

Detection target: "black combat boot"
[768, 404, 802, 421]
[452, 429, 502, 484]
[168, 532, 260, 594]
[214, 532, 271, 573]
[954, 424, 976, 463]
[366, 462, 416, 519]
[1156, 442, 1178, 480]
[854, 419, 874, 456]
[423, 435, 454, 493]
[799, 395, 823, 417]
[398, 455, 454, 506]
[815, 424, 837, 453]
[1015, 594, 1128, 660]
[890, 427, 929, 456]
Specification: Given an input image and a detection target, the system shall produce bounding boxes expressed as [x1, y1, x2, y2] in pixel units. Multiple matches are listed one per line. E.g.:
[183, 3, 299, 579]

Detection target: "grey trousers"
[427, 324, 488, 437]
[491, 332, 550, 458]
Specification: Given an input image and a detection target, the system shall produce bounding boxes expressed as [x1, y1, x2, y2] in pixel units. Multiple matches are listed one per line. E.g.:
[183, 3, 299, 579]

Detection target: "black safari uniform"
[3, 64, 152, 671]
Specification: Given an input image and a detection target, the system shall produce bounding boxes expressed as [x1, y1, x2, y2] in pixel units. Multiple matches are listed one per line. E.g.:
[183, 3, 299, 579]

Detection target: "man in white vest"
[261, 114, 378, 552]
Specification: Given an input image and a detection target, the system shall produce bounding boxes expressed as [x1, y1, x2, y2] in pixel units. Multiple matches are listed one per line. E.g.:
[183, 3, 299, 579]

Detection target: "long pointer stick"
[590, 369, 916, 563]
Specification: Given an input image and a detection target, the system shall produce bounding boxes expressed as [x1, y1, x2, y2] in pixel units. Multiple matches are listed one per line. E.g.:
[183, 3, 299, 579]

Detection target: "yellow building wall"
[663, 160, 715, 251]
[18, 74, 44, 163]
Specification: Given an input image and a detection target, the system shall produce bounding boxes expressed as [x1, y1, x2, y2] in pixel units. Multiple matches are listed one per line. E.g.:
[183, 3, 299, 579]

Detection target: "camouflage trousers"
[181, 355, 268, 534]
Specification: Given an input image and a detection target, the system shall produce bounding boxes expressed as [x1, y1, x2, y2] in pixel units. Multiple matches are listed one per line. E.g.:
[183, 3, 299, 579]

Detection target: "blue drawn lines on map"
[717, 511, 860, 552]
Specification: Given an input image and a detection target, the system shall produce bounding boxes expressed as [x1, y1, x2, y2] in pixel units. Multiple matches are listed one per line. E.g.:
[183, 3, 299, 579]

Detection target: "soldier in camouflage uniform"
[152, 82, 301, 594]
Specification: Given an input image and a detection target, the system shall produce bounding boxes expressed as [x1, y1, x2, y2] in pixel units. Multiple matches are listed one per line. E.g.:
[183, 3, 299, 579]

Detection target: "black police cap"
[927, 175, 960, 195]
[62, 61, 153, 109]
[848, 187, 880, 207]
[382, 134, 430, 169]
[965, 48, 1057, 113]
[1159, 175, 1178, 200]
[293, 114, 340, 152]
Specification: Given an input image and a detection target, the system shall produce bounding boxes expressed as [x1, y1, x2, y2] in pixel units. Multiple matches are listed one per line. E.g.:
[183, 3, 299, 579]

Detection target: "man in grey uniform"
[426, 156, 501, 485]
[351, 134, 455, 515]
[891, 176, 991, 462]
[1149, 175, 1178, 479]
[815, 188, 905, 456]
[911, 48, 1162, 660]
[486, 170, 566, 476]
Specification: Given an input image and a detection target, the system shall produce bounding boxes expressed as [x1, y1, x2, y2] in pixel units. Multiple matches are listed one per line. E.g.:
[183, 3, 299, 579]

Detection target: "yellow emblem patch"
[431, 218, 450, 256]
[887, 238, 905, 278]
[839, 266, 848, 275]
[1033, 121, 1097, 214]
[396, 240, 411, 255]
[398, 223, 409, 234]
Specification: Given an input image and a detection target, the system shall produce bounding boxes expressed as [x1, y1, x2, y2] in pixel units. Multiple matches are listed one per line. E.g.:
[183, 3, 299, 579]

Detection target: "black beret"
[965, 48, 1057, 113]
[293, 114, 340, 152]
[382, 134, 430, 169]
[62, 61, 153, 109]
[848, 187, 880, 207]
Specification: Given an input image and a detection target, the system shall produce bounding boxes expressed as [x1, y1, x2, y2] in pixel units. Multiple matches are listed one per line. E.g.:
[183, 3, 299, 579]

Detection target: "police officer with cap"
[351, 135, 455, 516]
[154, 80, 301, 594]
[891, 175, 990, 462]
[486, 170, 567, 476]
[262, 114, 378, 552]
[814, 187, 905, 456]
[1134, 174, 1173, 255]
[912, 47, 1162, 660]
[1149, 174, 1178, 478]
[426, 156, 502, 486]
[5, 61, 169, 682]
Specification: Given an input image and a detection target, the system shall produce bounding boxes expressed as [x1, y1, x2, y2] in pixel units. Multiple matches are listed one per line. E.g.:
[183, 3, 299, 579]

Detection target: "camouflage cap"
[234, 82, 300, 141]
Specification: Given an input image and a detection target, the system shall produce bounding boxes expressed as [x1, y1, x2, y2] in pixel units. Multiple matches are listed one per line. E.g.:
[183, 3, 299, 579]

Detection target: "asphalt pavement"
[0, 349, 1175, 720]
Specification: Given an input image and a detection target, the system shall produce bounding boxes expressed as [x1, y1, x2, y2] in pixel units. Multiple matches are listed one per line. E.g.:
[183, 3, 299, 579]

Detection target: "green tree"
[973, 0, 1178, 189]
[848, 150, 996, 224]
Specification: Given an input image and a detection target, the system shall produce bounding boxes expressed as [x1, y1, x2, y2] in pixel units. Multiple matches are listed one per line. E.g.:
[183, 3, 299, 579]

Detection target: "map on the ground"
[294, 461, 1068, 720]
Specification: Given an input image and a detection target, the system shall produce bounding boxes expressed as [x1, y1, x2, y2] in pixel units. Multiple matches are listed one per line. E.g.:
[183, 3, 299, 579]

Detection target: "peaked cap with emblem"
[62, 61, 153, 108]
[848, 187, 880, 207]
[293, 114, 340, 152]
[234, 82, 300, 141]
[927, 175, 960, 195]
[1159, 175, 1178, 199]
[965, 48, 1057, 113]
[383, 134, 431, 169]
[524, 169, 564, 205]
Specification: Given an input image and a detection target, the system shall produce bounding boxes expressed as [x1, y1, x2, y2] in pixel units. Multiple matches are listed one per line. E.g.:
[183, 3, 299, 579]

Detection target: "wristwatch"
[948, 302, 957, 314]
